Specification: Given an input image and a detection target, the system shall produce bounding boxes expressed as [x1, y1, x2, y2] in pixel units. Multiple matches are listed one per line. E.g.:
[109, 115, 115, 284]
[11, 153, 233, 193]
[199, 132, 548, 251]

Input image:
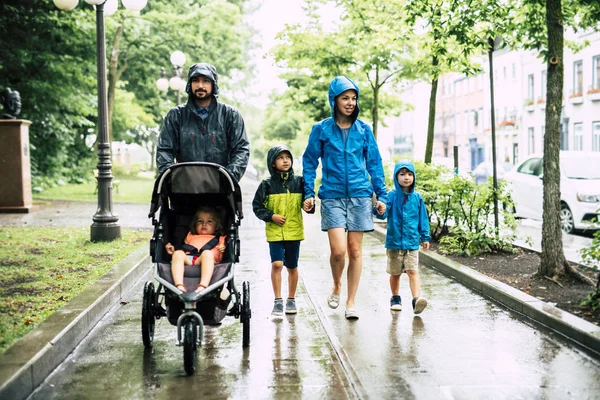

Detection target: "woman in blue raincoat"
[302, 76, 387, 320]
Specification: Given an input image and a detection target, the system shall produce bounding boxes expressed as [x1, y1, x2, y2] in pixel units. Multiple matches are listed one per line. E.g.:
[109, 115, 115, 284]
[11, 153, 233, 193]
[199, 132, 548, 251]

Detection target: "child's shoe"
[271, 299, 284, 316]
[285, 298, 297, 314]
[412, 297, 428, 314]
[390, 295, 402, 311]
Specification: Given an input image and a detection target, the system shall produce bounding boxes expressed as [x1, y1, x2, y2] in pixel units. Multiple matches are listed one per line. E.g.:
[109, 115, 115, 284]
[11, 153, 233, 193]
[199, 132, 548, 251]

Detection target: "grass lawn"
[0, 226, 151, 354]
[34, 176, 155, 204]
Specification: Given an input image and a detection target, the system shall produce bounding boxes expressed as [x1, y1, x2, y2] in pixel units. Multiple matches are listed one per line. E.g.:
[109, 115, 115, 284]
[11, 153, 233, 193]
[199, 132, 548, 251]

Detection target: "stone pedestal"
[0, 120, 33, 213]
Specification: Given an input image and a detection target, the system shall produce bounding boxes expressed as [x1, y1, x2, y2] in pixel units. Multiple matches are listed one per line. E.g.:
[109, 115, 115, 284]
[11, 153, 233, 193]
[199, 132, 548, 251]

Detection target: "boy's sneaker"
[285, 298, 297, 314]
[412, 297, 428, 314]
[271, 299, 284, 316]
[390, 295, 402, 311]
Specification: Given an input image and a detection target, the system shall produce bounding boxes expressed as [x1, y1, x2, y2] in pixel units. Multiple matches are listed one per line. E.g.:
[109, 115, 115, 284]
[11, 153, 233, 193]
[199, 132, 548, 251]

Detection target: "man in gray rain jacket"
[156, 63, 250, 181]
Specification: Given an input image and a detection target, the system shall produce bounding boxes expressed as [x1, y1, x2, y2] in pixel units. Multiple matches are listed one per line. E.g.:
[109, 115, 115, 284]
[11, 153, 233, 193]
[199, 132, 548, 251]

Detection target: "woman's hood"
[328, 76, 360, 121]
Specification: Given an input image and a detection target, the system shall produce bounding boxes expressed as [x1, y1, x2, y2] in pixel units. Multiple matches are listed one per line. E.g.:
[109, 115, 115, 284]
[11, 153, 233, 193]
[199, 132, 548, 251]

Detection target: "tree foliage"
[271, 0, 411, 140]
[0, 0, 253, 189]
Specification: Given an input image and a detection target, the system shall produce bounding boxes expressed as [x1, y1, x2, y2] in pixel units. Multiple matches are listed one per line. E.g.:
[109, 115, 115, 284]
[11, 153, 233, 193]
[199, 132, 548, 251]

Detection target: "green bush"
[580, 227, 600, 311]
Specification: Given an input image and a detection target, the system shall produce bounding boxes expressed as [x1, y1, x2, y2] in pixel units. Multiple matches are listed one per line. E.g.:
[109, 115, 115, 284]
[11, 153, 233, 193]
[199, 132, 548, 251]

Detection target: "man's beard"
[194, 90, 210, 100]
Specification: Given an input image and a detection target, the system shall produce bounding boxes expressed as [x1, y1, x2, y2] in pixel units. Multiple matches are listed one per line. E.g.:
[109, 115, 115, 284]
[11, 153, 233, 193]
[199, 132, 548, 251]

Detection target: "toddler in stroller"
[141, 162, 251, 375]
[165, 206, 227, 294]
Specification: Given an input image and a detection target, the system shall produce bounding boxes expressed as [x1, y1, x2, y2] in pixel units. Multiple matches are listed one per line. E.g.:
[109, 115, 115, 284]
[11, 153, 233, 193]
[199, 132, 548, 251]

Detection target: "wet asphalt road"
[16, 179, 600, 399]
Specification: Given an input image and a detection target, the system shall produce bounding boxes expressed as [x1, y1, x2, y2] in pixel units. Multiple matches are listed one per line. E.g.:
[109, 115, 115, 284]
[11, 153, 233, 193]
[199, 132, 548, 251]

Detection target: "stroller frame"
[141, 162, 251, 375]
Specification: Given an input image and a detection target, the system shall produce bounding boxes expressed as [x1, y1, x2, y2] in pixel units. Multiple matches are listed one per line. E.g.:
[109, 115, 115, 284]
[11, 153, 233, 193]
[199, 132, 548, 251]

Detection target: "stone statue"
[1, 88, 22, 119]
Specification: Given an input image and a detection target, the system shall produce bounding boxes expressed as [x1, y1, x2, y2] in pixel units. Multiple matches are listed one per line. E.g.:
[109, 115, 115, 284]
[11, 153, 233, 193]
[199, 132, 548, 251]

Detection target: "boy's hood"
[185, 63, 219, 98]
[394, 160, 416, 193]
[267, 144, 294, 176]
[328, 76, 360, 122]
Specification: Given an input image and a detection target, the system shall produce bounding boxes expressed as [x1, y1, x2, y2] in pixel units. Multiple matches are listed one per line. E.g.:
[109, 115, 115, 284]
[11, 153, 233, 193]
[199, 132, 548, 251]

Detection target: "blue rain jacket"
[375, 161, 431, 250]
[302, 76, 387, 201]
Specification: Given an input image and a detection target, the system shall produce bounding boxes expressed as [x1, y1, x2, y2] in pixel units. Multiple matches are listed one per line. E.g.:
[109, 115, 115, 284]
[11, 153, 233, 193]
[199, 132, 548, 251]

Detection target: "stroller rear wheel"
[241, 281, 251, 348]
[141, 281, 156, 348]
[183, 319, 197, 375]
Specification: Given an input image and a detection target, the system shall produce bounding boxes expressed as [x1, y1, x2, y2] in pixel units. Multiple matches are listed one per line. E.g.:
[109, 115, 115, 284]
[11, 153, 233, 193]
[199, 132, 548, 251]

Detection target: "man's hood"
[394, 160, 416, 193]
[185, 63, 219, 98]
[328, 76, 360, 122]
[267, 144, 294, 176]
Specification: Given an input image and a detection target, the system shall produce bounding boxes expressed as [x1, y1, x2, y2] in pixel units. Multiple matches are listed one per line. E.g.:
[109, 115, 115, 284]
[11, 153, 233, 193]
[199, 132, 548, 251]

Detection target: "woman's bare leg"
[345, 231, 364, 308]
[327, 228, 347, 296]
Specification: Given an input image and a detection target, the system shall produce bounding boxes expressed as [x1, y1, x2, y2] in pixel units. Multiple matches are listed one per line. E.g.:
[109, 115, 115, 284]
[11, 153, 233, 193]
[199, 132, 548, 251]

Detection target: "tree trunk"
[107, 22, 125, 146]
[540, 0, 567, 277]
[424, 55, 439, 164]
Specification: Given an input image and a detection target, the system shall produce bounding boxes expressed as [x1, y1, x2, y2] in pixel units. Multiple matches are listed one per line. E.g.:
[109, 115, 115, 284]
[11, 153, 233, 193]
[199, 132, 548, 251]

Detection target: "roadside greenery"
[581, 229, 600, 311]
[33, 169, 154, 204]
[0, 0, 253, 191]
[0, 227, 151, 354]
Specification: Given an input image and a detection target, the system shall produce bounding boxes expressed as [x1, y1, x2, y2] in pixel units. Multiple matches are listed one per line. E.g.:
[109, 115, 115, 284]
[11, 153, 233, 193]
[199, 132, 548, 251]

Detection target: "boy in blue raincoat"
[375, 160, 430, 314]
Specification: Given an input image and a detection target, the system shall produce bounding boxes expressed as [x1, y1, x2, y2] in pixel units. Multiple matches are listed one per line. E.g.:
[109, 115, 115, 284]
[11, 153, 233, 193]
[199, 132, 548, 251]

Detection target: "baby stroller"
[141, 162, 251, 375]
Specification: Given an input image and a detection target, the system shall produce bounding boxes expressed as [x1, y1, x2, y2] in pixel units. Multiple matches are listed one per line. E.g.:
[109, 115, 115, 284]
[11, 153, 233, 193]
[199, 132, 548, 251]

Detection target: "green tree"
[0, 0, 254, 188]
[272, 0, 411, 139]
[506, 0, 599, 283]
[403, 0, 512, 163]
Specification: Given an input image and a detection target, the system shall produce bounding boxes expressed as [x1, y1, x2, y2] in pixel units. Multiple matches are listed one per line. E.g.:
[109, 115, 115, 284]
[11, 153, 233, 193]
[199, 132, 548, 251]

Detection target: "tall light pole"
[53, 0, 148, 242]
[156, 50, 187, 104]
[488, 36, 502, 234]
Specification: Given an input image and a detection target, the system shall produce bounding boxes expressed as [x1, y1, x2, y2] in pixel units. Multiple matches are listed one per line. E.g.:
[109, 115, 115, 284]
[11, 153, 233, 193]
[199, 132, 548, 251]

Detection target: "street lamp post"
[488, 36, 503, 234]
[53, 0, 148, 242]
[156, 50, 187, 104]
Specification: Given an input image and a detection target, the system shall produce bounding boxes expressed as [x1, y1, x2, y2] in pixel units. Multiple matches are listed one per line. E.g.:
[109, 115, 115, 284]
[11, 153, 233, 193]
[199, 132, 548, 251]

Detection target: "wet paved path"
[24, 178, 600, 399]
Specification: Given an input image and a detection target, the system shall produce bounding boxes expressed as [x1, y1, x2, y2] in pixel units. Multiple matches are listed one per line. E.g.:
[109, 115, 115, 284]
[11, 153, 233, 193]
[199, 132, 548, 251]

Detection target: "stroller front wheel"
[183, 319, 197, 375]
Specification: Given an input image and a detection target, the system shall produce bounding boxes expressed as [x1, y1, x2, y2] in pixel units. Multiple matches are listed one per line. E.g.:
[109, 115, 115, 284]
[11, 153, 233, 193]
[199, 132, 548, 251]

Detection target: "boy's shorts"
[320, 197, 374, 232]
[269, 241, 301, 269]
[386, 249, 419, 275]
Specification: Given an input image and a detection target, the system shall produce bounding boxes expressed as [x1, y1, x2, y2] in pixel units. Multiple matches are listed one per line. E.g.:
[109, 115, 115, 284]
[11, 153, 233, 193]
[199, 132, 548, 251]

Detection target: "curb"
[371, 224, 600, 357]
[0, 243, 151, 400]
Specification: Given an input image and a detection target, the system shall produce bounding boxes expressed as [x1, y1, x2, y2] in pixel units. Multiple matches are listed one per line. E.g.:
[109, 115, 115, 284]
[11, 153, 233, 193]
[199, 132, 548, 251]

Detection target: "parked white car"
[503, 151, 600, 233]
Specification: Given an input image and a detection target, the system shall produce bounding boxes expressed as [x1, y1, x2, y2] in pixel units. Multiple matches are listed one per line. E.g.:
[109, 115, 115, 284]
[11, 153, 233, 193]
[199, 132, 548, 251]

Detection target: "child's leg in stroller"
[195, 251, 215, 292]
[287, 267, 298, 298]
[171, 250, 191, 292]
[271, 261, 283, 298]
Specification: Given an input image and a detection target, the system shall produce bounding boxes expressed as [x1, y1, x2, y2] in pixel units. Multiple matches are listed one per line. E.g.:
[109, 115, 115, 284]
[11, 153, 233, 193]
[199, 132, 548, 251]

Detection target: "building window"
[573, 60, 583, 95]
[512, 63, 516, 80]
[528, 127, 535, 154]
[593, 122, 600, 152]
[574, 123, 583, 151]
[561, 121, 569, 150]
[541, 70, 547, 99]
[593, 56, 600, 90]
[527, 74, 534, 100]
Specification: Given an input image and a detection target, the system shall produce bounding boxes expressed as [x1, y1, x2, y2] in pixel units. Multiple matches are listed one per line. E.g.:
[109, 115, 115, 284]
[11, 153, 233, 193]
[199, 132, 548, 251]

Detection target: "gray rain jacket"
[156, 63, 250, 181]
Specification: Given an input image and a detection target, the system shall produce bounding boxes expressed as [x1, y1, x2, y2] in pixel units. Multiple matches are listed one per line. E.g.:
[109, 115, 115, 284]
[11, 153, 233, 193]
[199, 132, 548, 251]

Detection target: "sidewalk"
[372, 222, 600, 356]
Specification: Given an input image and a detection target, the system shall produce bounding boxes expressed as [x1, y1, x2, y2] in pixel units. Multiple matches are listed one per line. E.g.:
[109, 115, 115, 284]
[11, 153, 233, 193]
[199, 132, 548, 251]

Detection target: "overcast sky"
[244, 0, 339, 108]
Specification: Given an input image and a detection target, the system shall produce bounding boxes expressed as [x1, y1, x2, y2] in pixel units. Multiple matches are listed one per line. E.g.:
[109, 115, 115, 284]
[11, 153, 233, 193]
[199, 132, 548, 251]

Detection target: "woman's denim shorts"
[320, 197, 374, 232]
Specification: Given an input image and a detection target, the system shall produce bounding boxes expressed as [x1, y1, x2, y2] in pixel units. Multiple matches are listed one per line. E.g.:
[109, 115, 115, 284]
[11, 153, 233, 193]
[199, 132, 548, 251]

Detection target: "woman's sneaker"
[272, 299, 284, 316]
[390, 295, 402, 311]
[412, 297, 428, 314]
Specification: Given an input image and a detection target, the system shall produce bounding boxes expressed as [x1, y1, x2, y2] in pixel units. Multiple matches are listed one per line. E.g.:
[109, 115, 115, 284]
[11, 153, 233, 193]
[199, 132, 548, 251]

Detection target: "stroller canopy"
[148, 162, 243, 220]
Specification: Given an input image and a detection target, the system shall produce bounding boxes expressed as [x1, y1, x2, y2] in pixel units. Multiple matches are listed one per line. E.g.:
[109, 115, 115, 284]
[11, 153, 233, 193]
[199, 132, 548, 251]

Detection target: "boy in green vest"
[252, 145, 312, 316]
